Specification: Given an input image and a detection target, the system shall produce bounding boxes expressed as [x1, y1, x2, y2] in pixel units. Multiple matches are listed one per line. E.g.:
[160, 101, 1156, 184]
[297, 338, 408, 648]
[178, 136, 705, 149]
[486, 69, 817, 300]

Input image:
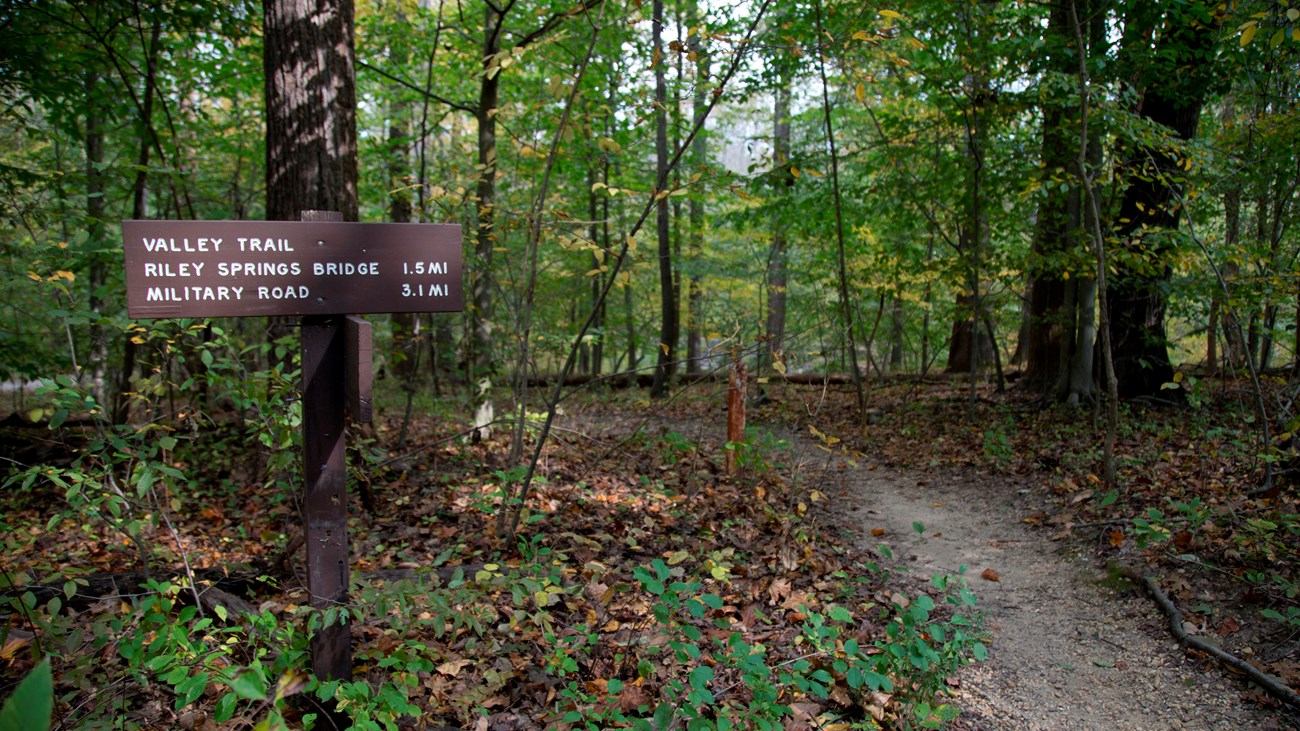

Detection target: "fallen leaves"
[980, 568, 1000, 582]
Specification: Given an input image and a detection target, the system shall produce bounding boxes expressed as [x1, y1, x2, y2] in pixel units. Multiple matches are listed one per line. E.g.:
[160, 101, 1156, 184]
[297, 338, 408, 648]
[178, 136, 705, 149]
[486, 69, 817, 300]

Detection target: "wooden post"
[300, 211, 351, 682]
[725, 352, 747, 475]
[345, 315, 373, 423]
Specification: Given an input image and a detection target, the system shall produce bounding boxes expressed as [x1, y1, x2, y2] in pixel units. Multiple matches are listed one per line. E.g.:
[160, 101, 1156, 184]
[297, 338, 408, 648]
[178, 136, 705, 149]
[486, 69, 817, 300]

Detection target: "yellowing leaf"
[789, 166, 801, 178]
[852, 30, 873, 41]
[665, 550, 690, 565]
[905, 37, 926, 50]
[879, 9, 903, 19]
[1240, 22, 1258, 46]
[855, 82, 866, 104]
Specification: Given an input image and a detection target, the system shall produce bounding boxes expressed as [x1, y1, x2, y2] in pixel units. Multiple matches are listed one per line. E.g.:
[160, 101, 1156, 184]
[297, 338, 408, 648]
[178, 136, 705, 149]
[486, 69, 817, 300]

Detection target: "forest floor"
[787, 376, 1300, 730]
[5, 376, 1300, 729]
[815, 431, 1292, 729]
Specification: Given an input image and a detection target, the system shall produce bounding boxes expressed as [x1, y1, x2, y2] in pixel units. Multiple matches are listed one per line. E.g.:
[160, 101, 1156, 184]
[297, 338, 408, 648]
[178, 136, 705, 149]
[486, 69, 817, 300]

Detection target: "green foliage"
[617, 557, 983, 730]
[0, 659, 52, 731]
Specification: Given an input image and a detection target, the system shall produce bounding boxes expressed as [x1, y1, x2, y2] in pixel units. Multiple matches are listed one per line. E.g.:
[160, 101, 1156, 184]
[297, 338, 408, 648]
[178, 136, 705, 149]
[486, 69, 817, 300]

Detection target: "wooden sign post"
[121, 214, 462, 682]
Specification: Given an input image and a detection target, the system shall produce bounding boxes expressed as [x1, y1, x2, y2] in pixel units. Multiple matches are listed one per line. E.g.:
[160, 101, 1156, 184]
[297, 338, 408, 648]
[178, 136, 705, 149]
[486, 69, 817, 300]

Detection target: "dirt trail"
[807, 451, 1298, 731]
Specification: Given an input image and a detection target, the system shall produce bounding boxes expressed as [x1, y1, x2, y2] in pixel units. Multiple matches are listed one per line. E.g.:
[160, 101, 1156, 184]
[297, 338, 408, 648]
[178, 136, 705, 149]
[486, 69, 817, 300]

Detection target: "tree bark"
[650, 0, 678, 398]
[264, 0, 359, 222]
[685, 5, 708, 377]
[1107, 1, 1216, 399]
[1022, 0, 1079, 392]
[764, 86, 792, 377]
[470, 5, 503, 379]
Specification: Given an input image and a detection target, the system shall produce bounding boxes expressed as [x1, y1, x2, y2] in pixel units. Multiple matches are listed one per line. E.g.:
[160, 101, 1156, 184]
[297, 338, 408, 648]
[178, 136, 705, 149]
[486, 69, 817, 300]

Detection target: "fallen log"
[1119, 564, 1300, 710]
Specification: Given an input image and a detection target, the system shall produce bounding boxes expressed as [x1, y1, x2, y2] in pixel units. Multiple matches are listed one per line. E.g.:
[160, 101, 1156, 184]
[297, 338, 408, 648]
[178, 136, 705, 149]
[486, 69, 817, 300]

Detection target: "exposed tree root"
[1120, 564, 1300, 710]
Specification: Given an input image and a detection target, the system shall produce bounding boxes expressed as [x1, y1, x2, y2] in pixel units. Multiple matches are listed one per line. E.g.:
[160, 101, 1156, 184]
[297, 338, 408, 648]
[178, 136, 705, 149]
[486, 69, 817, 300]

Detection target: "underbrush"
[2, 380, 984, 730]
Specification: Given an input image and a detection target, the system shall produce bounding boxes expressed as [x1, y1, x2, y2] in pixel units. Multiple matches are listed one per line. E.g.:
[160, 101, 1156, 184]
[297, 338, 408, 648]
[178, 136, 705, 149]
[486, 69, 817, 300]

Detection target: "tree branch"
[356, 59, 476, 114]
[1119, 564, 1300, 710]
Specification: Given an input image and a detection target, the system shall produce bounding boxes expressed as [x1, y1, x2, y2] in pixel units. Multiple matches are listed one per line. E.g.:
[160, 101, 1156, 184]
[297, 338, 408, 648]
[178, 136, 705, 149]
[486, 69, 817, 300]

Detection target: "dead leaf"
[1216, 616, 1241, 636]
[870, 528, 887, 537]
[0, 628, 34, 661]
[981, 568, 1000, 582]
[1108, 529, 1125, 548]
[437, 658, 473, 676]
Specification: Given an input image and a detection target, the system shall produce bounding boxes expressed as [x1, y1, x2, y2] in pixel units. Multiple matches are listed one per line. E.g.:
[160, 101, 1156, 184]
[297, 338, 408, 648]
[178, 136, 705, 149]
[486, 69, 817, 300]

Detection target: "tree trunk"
[263, 0, 359, 688]
[83, 71, 106, 400]
[1022, 1, 1078, 392]
[264, 0, 359, 221]
[1107, 1, 1215, 399]
[650, 0, 677, 399]
[889, 297, 904, 373]
[685, 7, 707, 377]
[764, 86, 791, 377]
[388, 105, 420, 387]
[470, 5, 503, 379]
[1219, 180, 1245, 369]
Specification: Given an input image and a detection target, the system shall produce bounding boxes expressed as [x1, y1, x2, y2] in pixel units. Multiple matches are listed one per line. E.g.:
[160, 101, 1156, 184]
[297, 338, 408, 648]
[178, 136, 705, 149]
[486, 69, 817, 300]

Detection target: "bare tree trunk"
[83, 71, 105, 401]
[685, 4, 707, 377]
[650, 0, 677, 398]
[470, 5, 503, 380]
[814, 0, 865, 418]
[763, 86, 791, 376]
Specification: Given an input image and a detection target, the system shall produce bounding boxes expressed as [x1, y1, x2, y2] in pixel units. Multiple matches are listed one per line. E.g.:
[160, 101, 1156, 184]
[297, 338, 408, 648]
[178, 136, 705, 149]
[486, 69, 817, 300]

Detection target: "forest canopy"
[0, 0, 1294, 407]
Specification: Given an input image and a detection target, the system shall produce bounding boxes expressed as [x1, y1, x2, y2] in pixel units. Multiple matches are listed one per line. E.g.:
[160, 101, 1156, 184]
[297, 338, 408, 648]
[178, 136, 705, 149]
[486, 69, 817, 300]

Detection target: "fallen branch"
[1119, 564, 1300, 710]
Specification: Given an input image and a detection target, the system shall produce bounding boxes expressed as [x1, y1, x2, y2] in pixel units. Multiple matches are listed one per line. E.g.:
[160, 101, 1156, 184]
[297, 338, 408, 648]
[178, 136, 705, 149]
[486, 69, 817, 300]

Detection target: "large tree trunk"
[1022, 1, 1080, 392]
[1107, 1, 1215, 399]
[264, 0, 358, 221]
[650, 0, 677, 398]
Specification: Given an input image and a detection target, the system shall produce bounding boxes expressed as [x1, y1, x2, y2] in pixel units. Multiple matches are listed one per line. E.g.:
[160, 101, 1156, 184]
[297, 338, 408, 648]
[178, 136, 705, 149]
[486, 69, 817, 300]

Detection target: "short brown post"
[725, 352, 747, 475]
[300, 211, 351, 682]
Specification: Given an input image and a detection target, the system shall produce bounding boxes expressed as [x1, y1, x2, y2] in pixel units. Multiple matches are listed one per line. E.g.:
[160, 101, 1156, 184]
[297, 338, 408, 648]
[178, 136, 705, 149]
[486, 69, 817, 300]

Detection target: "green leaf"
[228, 668, 268, 701]
[688, 665, 714, 689]
[653, 701, 675, 730]
[214, 693, 237, 724]
[0, 659, 52, 731]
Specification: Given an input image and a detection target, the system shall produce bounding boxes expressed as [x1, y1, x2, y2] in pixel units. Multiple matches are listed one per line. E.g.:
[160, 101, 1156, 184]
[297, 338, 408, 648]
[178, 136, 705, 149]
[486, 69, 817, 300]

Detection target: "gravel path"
[812, 455, 1299, 730]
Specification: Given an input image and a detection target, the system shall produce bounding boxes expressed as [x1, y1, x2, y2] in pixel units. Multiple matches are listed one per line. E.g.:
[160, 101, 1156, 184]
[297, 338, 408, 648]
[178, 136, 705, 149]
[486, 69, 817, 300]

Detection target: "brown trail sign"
[121, 214, 463, 684]
[121, 219, 462, 318]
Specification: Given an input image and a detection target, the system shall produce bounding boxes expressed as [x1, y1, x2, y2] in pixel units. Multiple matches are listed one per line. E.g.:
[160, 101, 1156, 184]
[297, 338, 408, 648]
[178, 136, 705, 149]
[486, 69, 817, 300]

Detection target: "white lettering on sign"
[401, 283, 449, 297]
[143, 261, 206, 277]
[257, 285, 310, 300]
[145, 285, 243, 301]
[237, 237, 294, 252]
[217, 261, 302, 277]
[142, 237, 223, 253]
[401, 261, 448, 275]
[312, 262, 380, 276]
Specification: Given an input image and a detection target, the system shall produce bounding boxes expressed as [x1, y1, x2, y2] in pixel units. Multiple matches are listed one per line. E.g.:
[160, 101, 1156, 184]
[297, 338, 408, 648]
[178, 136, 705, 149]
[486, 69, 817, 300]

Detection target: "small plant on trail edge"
[575, 558, 987, 730]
